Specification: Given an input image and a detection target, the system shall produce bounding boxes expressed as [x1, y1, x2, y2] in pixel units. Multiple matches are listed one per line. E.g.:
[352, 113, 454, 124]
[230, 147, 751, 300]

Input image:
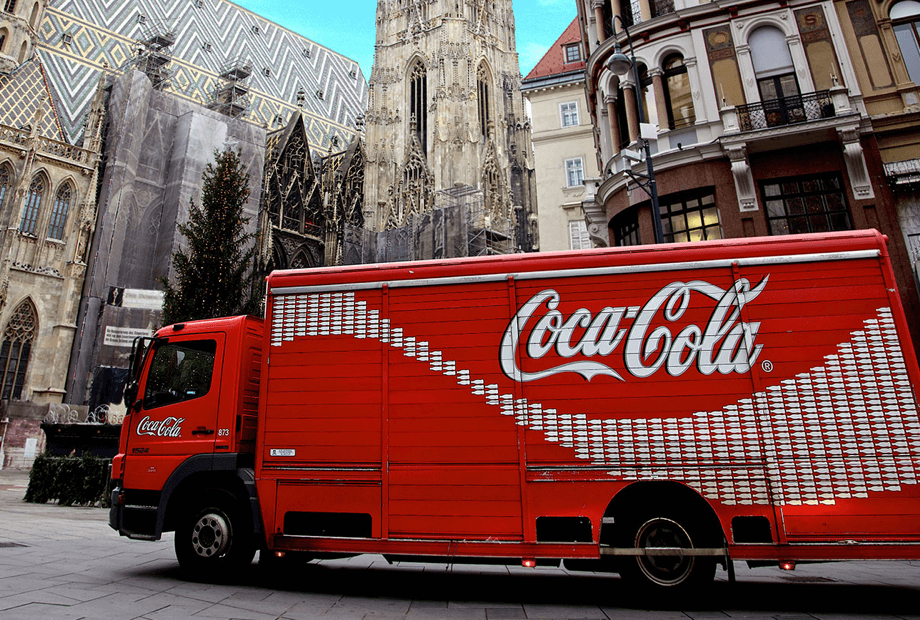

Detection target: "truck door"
[123, 334, 225, 491]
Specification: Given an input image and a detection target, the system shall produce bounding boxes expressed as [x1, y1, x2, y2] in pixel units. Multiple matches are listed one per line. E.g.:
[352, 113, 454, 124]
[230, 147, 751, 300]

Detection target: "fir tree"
[161, 149, 258, 325]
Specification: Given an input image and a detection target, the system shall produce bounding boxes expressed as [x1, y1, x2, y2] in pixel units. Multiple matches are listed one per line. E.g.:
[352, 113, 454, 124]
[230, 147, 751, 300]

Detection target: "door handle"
[192, 428, 215, 435]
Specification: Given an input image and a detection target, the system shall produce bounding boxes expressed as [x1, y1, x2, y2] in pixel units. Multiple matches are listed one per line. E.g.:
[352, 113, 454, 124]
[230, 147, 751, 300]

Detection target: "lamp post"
[606, 16, 665, 245]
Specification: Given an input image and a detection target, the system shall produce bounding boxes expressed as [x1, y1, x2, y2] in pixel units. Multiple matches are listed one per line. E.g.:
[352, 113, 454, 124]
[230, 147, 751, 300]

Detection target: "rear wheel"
[174, 494, 255, 578]
[618, 512, 717, 591]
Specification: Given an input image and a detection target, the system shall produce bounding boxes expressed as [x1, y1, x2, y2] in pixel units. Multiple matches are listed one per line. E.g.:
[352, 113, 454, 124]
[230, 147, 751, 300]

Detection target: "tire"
[174, 494, 256, 578]
[617, 512, 717, 591]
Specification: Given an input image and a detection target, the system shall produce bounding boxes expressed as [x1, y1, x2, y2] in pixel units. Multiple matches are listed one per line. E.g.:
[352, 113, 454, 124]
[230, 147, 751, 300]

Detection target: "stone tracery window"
[0, 299, 37, 401]
[409, 59, 427, 153]
[0, 165, 10, 208]
[48, 183, 72, 240]
[477, 62, 491, 142]
[20, 176, 43, 236]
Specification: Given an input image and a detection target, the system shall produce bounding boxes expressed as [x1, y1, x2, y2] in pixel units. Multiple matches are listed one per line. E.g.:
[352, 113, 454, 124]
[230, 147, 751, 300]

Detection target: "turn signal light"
[779, 561, 796, 571]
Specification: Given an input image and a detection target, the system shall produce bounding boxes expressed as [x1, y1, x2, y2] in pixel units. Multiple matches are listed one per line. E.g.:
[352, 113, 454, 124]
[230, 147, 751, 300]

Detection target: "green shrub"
[25, 453, 111, 507]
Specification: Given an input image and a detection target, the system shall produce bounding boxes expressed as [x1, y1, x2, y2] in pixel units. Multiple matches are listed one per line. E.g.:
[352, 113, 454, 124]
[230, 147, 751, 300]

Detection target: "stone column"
[639, 0, 651, 22]
[786, 34, 815, 94]
[593, 0, 607, 43]
[735, 44, 759, 104]
[651, 68, 669, 131]
[622, 77, 639, 143]
[606, 93, 620, 153]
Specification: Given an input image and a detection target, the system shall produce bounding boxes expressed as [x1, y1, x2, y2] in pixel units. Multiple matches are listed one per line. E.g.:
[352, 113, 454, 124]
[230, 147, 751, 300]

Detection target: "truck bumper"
[108, 485, 161, 541]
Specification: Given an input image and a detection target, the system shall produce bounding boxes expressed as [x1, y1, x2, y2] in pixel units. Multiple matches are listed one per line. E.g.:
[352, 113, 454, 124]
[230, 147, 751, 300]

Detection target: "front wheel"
[174, 495, 255, 578]
[618, 514, 716, 591]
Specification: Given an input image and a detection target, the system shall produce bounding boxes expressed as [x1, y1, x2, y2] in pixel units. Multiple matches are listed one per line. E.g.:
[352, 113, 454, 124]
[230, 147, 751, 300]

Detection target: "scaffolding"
[435, 185, 512, 257]
[208, 56, 252, 118]
[134, 25, 177, 90]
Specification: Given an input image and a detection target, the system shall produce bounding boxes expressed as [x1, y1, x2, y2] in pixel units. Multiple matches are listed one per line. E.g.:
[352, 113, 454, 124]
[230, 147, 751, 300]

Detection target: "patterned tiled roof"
[35, 0, 367, 146]
[0, 59, 65, 141]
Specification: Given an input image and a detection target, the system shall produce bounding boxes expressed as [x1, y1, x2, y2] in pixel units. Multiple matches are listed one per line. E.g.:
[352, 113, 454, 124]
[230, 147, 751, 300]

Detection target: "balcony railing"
[0, 124, 95, 166]
[736, 90, 835, 132]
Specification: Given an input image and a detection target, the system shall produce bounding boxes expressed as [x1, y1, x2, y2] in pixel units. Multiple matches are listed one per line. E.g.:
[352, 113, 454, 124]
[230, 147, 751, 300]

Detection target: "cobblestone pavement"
[2, 469, 920, 620]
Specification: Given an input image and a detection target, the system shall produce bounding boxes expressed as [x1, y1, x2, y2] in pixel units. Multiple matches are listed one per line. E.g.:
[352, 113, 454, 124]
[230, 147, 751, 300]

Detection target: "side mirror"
[124, 381, 139, 409]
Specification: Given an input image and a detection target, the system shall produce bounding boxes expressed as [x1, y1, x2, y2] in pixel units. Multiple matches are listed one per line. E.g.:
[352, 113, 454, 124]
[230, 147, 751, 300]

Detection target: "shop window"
[663, 54, 695, 130]
[763, 174, 851, 235]
[0, 299, 36, 401]
[660, 189, 721, 243]
[892, 1, 920, 85]
[612, 208, 640, 247]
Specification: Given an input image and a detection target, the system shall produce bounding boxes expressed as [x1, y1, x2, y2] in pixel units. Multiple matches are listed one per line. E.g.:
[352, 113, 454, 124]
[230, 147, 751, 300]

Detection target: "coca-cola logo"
[135, 415, 185, 438]
[500, 276, 769, 383]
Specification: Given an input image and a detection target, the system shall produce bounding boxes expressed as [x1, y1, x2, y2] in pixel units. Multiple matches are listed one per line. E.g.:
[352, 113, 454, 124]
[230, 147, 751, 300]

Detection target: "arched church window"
[0, 31, 7, 54]
[892, 1, 920, 85]
[48, 183, 72, 240]
[0, 165, 10, 208]
[18, 39, 27, 63]
[0, 299, 37, 401]
[3, 1, 16, 15]
[20, 176, 43, 235]
[409, 59, 427, 153]
[477, 63, 491, 141]
[662, 54, 695, 130]
[29, 1, 39, 28]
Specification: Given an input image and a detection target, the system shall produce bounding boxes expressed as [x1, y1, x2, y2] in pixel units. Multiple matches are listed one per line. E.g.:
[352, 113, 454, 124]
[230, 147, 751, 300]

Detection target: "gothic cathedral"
[363, 0, 538, 256]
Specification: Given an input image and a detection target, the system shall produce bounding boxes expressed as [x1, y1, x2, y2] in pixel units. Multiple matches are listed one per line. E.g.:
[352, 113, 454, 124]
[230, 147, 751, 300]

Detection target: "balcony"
[736, 90, 836, 131]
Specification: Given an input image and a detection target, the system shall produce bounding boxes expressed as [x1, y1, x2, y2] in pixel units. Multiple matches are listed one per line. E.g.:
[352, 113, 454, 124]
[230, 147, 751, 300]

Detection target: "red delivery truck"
[109, 230, 920, 591]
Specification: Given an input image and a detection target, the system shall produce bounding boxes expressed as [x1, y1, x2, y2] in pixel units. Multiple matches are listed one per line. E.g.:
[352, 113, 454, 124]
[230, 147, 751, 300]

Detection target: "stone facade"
[364, 0, 538, 253]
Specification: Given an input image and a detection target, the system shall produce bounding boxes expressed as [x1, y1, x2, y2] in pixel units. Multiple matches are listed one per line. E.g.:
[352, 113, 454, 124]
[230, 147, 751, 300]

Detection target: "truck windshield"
[143, 340, 217, 409]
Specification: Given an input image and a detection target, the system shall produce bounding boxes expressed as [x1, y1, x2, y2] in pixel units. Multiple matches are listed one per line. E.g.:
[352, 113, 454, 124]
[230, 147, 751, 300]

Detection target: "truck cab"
[109, 315, 262, 566]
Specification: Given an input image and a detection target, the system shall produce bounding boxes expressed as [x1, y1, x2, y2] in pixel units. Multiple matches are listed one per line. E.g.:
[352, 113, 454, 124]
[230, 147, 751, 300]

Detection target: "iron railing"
[736, 90, 835, 132]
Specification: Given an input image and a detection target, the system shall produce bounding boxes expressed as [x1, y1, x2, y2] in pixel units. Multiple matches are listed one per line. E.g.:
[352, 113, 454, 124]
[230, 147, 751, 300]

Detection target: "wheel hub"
[191, 512, 230, 559]
[634, 517, 695, 586]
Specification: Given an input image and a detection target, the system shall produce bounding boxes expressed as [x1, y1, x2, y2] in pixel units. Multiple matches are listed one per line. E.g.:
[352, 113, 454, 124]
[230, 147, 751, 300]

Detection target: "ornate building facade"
[0, 0, 103, 408]
[576, 0, 920, 351]
[364, 0, 538, 254]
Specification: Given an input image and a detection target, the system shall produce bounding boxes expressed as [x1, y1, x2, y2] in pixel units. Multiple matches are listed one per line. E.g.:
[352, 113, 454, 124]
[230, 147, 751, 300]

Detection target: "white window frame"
[569, 219, 591, 250]
[565, 157, 584, 187]
[559, 101, 579, 128]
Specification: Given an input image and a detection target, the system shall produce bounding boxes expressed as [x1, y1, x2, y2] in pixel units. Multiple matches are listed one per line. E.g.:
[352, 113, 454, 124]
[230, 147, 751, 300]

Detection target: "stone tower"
[364, 0, 538, 253]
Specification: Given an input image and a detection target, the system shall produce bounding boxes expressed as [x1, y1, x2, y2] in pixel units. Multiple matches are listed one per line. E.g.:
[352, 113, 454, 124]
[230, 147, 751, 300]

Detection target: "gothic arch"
[406, 55, 428, 153]
[29, 1, 39, 28]
[476, 59, 494, 141]
[0, 161, 13, 210]
[48, 179, 75, 240]
[0, 297, 38, 401]
[20, 170, 49, 235]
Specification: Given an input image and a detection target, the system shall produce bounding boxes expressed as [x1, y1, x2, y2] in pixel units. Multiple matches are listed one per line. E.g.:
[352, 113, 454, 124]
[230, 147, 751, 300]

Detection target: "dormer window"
[564, 43, 581, 64]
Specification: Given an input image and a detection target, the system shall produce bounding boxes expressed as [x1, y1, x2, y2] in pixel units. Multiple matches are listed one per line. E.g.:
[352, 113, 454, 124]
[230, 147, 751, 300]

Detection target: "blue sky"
[232, 0, 578, 80]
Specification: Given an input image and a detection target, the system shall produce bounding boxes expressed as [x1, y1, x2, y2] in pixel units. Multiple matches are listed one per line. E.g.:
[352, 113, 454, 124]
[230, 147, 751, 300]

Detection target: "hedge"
[25, 453, 112, 507]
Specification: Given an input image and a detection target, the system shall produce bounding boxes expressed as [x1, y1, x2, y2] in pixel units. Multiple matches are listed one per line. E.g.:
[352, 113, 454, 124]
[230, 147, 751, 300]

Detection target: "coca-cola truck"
[110, 230, 920, 590]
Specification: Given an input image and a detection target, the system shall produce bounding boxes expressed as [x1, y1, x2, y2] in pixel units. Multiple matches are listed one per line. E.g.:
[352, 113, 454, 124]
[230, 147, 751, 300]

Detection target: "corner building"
[576, 0, 920, 350]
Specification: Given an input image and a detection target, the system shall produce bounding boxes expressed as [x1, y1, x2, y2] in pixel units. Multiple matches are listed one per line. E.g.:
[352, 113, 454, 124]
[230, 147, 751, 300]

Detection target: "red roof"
[524, 18, 585, 81]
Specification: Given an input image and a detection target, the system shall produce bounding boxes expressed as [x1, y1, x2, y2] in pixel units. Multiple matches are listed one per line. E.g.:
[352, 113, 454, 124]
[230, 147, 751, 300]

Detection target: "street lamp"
[606, 15, 665, 245]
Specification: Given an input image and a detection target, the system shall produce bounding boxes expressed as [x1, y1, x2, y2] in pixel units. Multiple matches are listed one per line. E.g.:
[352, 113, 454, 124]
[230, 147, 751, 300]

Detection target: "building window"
[660, 189, 721, 243]
[662, 54, 695, 130]
[252, 25, 260, 35]
[564, 43, 581, 64]
[62, 32, 73, 46]
[20, 177, 43, 235]
[763, 174, 851, 235]
[0, 299, 36, 401]
[892, 1, 920, 85]
[569, 220, 591, 250]
[565, 157, 584, 187]
[0, 166, 9, 208]
[47, 184, 71, 240]
[3, 0, 16, 13]
[560, 102, 579, 128]
[409, 59, 428, 152]
[477, 62, 491, 142]
[612, 208, 640, 246]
